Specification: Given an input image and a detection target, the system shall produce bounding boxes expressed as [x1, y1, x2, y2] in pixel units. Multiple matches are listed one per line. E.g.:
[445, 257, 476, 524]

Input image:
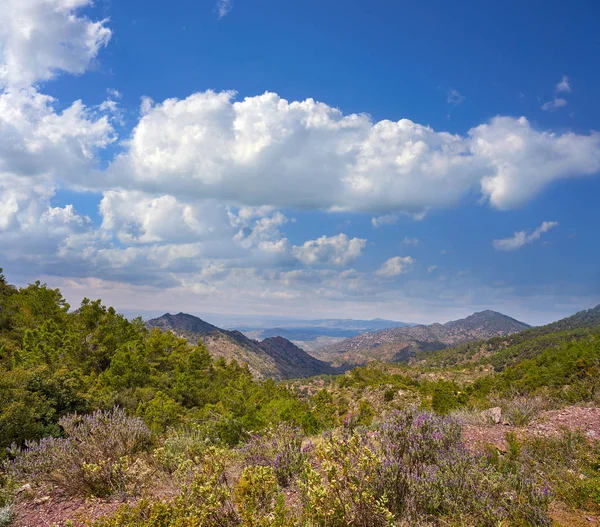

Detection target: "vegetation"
[1, 269, 600, 525]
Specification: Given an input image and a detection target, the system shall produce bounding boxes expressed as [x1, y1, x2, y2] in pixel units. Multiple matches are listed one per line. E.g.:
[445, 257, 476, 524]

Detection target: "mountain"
[421, 303, 600, 369]
[314, 310, 531, 366]
[146, 313, 335, 380]
[236, 318, 415, 352]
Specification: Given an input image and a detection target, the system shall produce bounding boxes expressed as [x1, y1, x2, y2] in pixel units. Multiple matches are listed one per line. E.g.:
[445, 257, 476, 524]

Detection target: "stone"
[17, 483, 32, 494]
[481, 406, 502, 424]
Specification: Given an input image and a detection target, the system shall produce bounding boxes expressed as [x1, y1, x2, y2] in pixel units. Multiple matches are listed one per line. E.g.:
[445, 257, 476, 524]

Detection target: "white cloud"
[556, 76, 571, 93]
[375, 256, 414, 277]
[493, 221, 559, 251]
[428, 265, 438, 273]
[447, 88, 465, 105]
[106, 92, 600, 215]
[292, 233, 366, 266]
[99, 191, 234, 245]
[0, 88, 115, 183]
[371, 213, 398, 227]
[216, 0, 233, 18]
[541, 97, 568, 111]
[472, 116, 600, 208]
[0, 0, 112, 88]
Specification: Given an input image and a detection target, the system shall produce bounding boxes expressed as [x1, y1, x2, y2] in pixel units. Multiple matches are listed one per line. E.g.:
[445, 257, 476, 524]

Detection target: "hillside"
[420, 303, 600, 369]
[315, 309, 531, 366]
[146, 312, 335, 380]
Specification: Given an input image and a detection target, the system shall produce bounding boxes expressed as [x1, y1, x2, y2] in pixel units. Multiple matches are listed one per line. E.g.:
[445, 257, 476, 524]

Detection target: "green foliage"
[300, 430, 395, 527]
[427, 380, 468, 415]
[235, 465, 287, 527]
[0, 274, 322, 452]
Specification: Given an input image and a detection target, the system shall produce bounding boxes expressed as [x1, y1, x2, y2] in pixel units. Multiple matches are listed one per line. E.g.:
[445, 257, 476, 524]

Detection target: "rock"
[481, 406, 502, 424]
[17, 483, 32, 494]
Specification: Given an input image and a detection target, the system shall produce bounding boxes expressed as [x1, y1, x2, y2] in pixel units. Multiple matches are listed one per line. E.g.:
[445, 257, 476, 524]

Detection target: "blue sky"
[0, 0, 599, 325]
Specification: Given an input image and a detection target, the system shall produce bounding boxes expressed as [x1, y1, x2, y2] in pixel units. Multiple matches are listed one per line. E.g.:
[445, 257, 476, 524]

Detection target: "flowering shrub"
[240, 423, 306, 486]
[234, 465, 288, 527]
[153, 424, 209, 474]
[299, 408, 551, 526]
[92, 448, 238, 527]
[9, 408, 152, 496]
[300, 429, 395, 527]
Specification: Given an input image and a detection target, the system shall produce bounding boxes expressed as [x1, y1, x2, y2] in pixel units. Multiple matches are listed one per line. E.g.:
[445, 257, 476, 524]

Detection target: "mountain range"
[145, 313, 336, 380]
[146, 309, 535, 378]
[312, 310, 531, 367]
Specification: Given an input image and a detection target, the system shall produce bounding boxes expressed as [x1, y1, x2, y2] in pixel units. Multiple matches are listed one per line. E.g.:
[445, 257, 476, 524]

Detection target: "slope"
[146, 313, 334, 380]
[315, 310, 531, 366]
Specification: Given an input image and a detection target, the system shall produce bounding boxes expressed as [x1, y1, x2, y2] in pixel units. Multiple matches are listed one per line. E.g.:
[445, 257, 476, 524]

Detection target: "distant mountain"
[146, 313, 335, 380]
[421, 304, 600, 369]
[314, 310, 531, 366]
[236, 318, 415, 352]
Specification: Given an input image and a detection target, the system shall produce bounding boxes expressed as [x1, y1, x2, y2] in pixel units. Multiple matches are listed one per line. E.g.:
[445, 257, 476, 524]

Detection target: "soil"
[463, 405, 600, 451]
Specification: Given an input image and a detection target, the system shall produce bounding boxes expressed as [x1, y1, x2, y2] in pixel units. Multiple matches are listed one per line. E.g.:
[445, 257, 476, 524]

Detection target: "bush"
[153, 424, 210, 474]
[0, 505, 12, 527]
[492, 393, 551, 426]
[235, 465, 287, 527]
[10, 408, 152, 497]
[92, 447, 238, 527]
[300, 429, 394, 527]
[299, 408, 551, 526]
[240, 423, 306, 487]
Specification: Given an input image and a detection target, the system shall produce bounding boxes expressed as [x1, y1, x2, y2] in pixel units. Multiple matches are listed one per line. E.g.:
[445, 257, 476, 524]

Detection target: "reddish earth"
[12, 492, 128, 527]
[463, 406, 600, 451]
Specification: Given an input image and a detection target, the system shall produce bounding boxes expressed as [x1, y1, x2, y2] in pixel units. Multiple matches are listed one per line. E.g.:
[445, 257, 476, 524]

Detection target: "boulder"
[481, 406, 502, 424]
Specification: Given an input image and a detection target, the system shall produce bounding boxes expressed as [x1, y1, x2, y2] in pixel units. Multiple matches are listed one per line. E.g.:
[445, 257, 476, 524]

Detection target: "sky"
[0, 0, 599, 325]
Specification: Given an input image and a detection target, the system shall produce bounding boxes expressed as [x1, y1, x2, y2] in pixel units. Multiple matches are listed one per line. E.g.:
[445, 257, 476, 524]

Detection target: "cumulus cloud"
[375, 256, 414, 277]
[493, 221, 559, 251]
[292, 233, 366, 266]
[556, 76, 571, 93]
[99, 191, 234, 245]
[0, 0, 112, 88]
[105, 92, 600, 215]
[0, 89, 115, 182]
[541, 97, 568, 111]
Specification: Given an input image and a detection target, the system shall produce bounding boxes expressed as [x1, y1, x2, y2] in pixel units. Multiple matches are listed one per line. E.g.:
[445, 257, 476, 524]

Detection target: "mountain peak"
[146, 312, 333, 380]
[146, 312, 219, 334]
[316, 309, 531, 367]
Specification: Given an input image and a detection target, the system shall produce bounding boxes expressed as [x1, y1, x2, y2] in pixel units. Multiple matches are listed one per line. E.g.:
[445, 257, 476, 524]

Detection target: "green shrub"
[235, 465, 287, 527]
[300, 430, 394, 527]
